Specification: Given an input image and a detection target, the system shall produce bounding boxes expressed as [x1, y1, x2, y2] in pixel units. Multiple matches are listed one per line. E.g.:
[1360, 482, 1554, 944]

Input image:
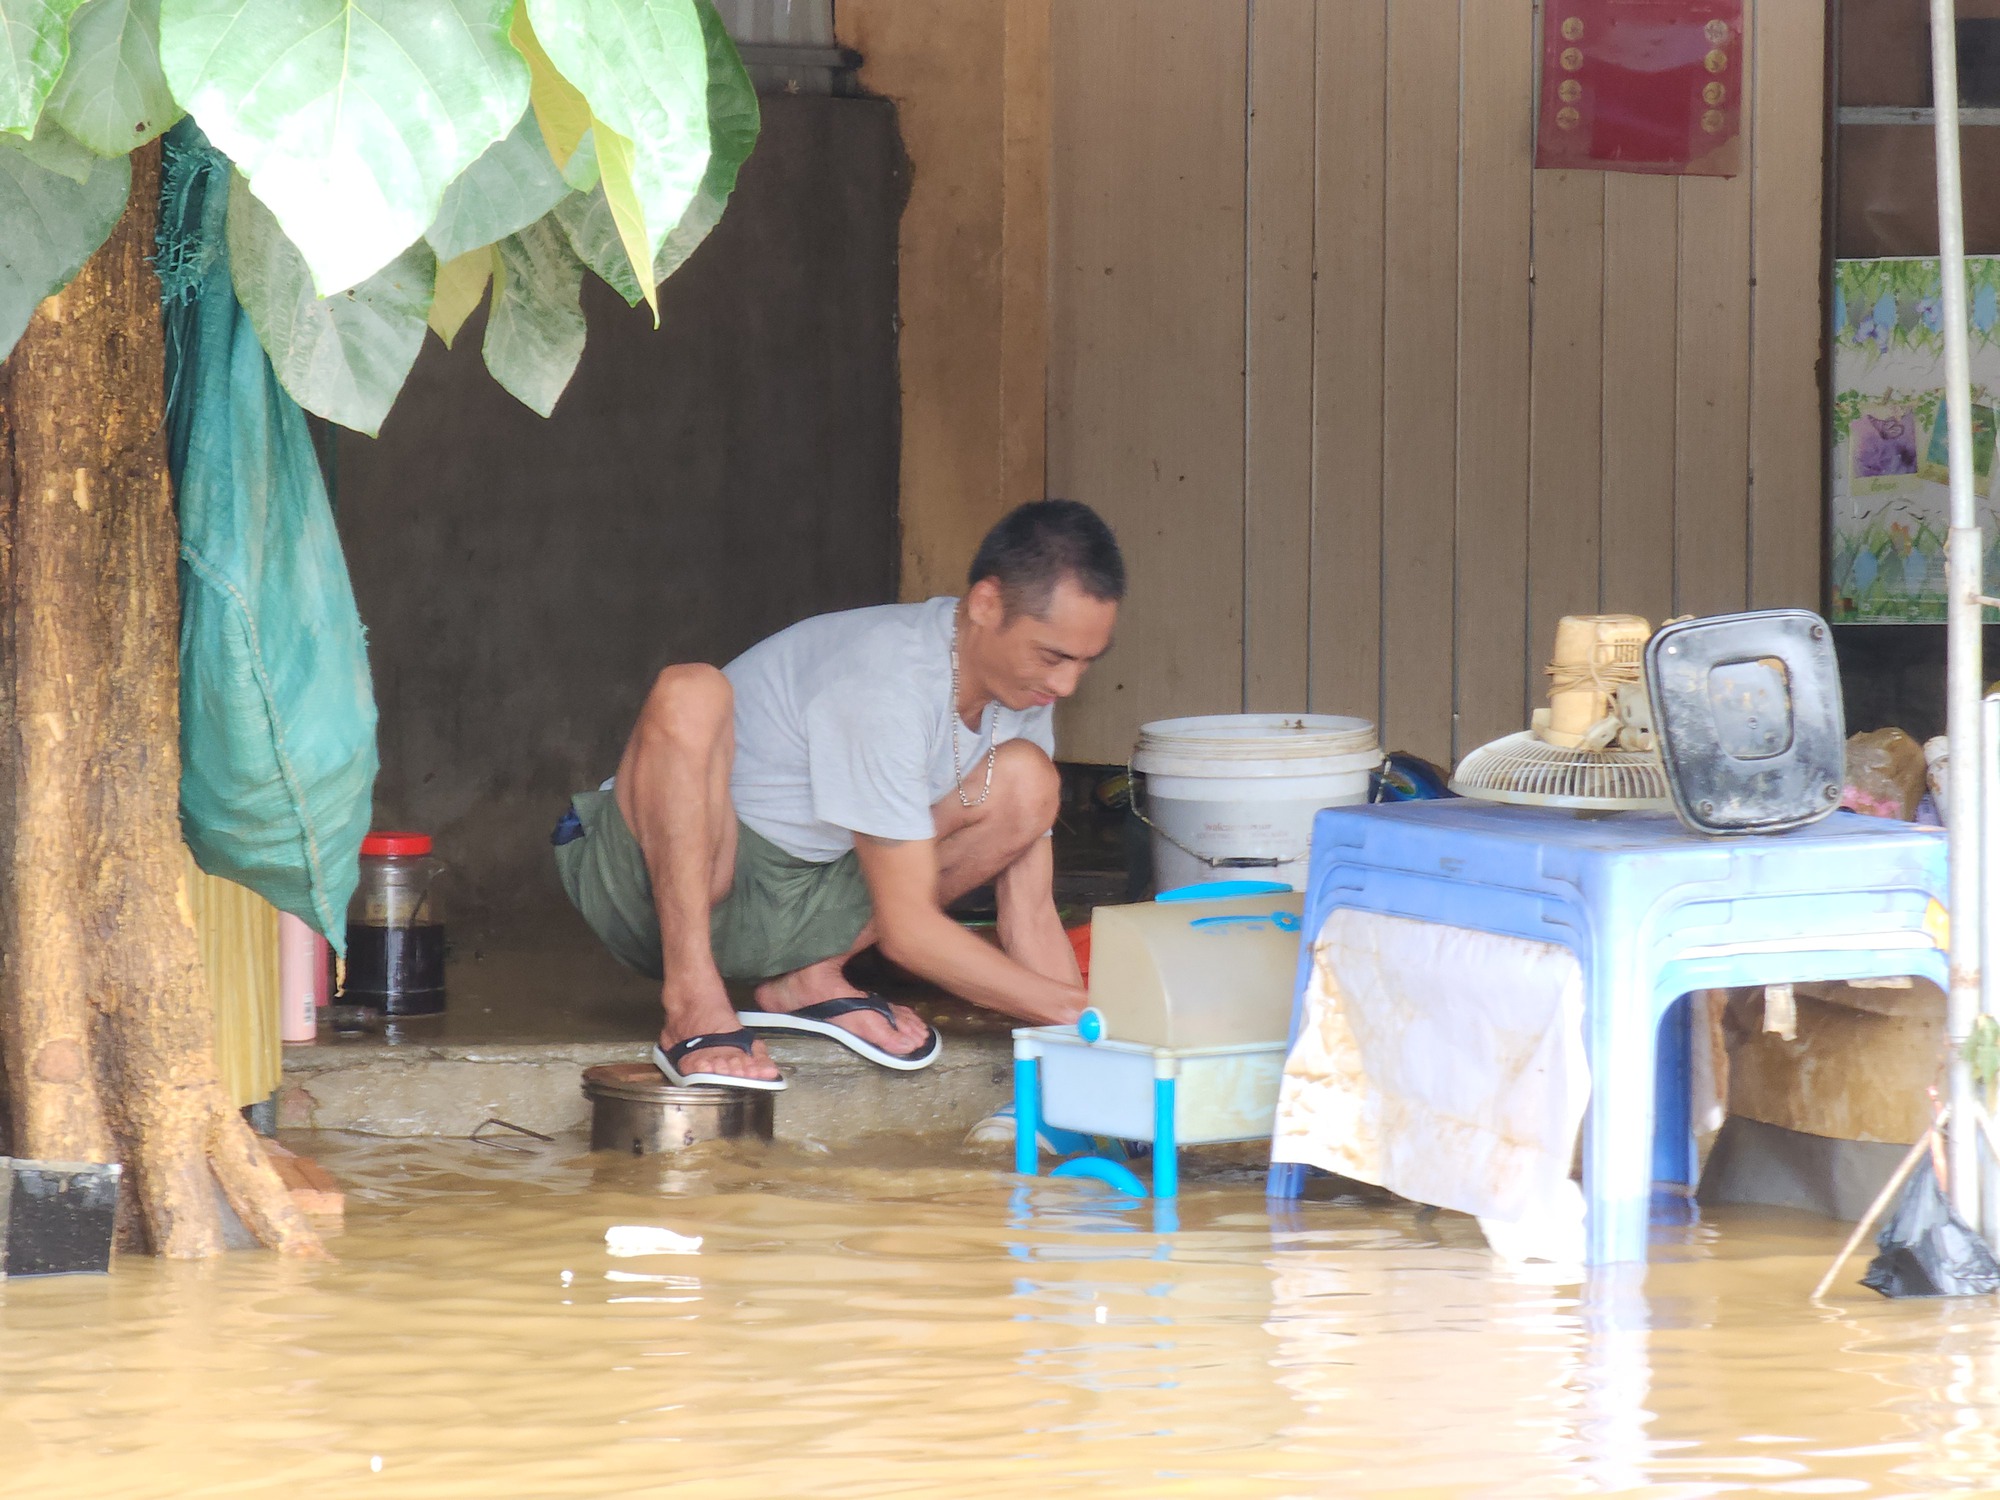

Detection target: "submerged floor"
[5, 1136, 2000, 1498]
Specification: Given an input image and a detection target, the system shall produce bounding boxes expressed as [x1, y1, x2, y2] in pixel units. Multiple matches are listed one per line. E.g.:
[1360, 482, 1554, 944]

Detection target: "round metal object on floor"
[582, 1062, 776, 1155]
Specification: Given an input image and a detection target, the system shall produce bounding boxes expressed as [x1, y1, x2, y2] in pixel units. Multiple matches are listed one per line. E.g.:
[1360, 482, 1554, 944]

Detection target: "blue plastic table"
[1265, 802, 1950, 1265]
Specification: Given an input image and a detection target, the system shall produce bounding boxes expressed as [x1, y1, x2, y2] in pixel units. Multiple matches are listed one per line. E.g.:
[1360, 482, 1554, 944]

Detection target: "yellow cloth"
[183, 848, 281, 1108]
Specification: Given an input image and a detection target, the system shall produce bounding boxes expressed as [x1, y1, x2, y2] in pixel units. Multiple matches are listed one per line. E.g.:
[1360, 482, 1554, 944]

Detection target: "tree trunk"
[0, 144, 322, 1259]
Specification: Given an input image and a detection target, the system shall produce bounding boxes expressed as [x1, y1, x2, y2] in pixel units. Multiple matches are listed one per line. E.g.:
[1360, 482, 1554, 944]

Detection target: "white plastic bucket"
[1132, 714, 1381, 892]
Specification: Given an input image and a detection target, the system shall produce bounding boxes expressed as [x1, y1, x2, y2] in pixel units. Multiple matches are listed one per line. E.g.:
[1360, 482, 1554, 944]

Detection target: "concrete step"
[279, 934, 1021, 1144]
[279, 1030, 1013, 1144]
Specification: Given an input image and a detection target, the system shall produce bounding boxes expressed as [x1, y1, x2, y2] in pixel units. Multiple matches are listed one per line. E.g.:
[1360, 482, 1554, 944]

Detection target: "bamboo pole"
[1811, 1119, 1943, 1301]
[1983, 694, 2000, 1245]
[1929, 0, 1986, 1227]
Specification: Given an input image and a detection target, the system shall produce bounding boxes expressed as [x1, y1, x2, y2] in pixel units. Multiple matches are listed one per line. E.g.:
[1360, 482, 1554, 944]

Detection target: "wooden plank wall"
[1047, 0, 1250, 735]
[1048, 0, 1828, 767]
[846, 0, 1052, 600]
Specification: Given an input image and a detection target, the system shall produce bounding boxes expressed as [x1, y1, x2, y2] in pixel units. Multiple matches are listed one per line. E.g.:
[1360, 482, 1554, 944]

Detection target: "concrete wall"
[334, 95, 903, 935]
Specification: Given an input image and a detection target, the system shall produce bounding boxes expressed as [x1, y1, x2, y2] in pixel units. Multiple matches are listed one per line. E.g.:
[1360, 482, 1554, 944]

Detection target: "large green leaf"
[426, 106, 569, 262]
[17, 111, 96, 180]
[523, 0, 708, 293]
[650, 0, 754, 286]
[45, 0, 177, 155]
[226, 173, 434, 436]
[590, 121, 654, 320]
[551, 181, 639, 304]
[482, 214, 584, 416]
[0, 0, 83, 136]
[161, 0, 527, 295]
[0, 125, 127, 356]
[548, 3, 753, 307]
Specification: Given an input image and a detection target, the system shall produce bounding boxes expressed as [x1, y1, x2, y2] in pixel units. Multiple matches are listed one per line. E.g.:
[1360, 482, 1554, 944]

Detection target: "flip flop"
[651, 1029, 786, 1092]
[736, 995, 942, 1072]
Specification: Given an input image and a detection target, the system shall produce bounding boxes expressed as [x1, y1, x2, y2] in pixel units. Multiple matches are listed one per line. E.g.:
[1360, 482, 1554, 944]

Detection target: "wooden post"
[0, 145, 322, 1258]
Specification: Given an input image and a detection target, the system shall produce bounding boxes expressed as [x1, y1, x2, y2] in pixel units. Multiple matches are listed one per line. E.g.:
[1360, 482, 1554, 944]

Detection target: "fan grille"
[1451, 731, 1672, 810]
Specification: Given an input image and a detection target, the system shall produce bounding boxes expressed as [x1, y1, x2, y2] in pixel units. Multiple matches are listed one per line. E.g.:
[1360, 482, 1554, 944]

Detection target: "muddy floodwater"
[7, 1136, 2000, 1498]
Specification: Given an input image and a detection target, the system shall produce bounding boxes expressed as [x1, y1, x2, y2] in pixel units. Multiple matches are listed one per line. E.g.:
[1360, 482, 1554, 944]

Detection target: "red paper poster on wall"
[1536, 0, 1745, 177]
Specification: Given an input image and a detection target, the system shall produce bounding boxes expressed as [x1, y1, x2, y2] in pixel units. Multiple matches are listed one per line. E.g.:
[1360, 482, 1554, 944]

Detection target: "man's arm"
[994, 831, 1082, 986]
[853, 834, 1085, 1025]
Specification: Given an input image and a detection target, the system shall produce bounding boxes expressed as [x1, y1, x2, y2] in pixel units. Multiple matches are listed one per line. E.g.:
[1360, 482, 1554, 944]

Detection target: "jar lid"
[361, 831, 433, 857]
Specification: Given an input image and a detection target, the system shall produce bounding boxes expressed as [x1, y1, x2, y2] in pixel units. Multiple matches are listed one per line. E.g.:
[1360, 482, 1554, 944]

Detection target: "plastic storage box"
[1013, 885, 1303, 1198]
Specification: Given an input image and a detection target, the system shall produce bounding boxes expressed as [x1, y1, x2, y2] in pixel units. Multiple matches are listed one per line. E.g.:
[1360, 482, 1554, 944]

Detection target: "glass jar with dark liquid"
[342, 831, 446, 1017]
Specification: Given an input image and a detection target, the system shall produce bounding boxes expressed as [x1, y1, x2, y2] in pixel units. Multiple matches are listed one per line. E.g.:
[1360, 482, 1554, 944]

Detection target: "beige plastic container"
[1083, 890, 1305, 1049]
[1542, 614, 1650, 747]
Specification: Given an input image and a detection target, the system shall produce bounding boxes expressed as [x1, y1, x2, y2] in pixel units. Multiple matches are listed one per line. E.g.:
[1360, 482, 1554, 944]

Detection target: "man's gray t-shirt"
[724, 596, 1055, 863]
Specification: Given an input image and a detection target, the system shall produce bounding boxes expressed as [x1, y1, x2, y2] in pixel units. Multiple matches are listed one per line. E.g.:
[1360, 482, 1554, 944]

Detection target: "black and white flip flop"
[651, 1029, 787, 1092]
[736, 996, 942, 1072]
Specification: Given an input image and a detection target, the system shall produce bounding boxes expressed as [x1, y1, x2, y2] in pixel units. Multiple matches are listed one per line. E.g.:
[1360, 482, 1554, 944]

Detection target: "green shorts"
[552, 789, 874, 983]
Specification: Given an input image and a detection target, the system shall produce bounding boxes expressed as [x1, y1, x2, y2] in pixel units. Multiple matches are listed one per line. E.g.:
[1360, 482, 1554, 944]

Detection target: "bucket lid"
[361, 831, 433, 857]
[1156, 879, 1293, 901]
[582, 1062, 761, 1105]
[1134, 713, 1379, 770]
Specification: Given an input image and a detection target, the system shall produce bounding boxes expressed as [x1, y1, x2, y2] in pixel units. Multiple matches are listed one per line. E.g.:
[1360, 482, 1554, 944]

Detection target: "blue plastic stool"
[1264, 802, 1950, 1265]
[1013, 879, 1298, 1206]
[1014, 1046, 1186, 1199]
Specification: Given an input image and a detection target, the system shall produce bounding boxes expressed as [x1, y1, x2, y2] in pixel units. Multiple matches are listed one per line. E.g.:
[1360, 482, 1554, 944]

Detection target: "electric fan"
[1450, 614, 1675, 811]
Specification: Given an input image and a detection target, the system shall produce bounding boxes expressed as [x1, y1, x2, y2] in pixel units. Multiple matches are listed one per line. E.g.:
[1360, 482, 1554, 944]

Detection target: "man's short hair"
[967, 499, 1126, 619]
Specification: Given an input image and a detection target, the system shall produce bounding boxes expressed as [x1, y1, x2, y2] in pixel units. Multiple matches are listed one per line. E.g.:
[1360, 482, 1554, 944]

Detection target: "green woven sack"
[159, 122, 378, 947]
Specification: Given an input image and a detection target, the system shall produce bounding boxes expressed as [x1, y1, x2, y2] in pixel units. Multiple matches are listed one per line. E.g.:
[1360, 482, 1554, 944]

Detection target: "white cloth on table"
[1271, 909, 1591, 1265]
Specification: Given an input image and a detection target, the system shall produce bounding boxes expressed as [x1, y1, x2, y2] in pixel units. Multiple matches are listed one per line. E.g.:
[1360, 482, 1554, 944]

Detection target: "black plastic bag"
[1862, 1160, 2000, 1298]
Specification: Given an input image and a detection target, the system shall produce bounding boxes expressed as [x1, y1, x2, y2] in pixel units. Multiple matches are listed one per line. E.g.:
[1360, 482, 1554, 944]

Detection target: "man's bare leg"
[751, 740, 1067, 1051]
[615, 664, 779, 1084]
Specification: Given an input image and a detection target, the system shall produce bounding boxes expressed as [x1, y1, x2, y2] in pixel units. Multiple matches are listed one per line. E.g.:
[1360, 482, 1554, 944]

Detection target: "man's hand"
[853, 834, 1085, 1025]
